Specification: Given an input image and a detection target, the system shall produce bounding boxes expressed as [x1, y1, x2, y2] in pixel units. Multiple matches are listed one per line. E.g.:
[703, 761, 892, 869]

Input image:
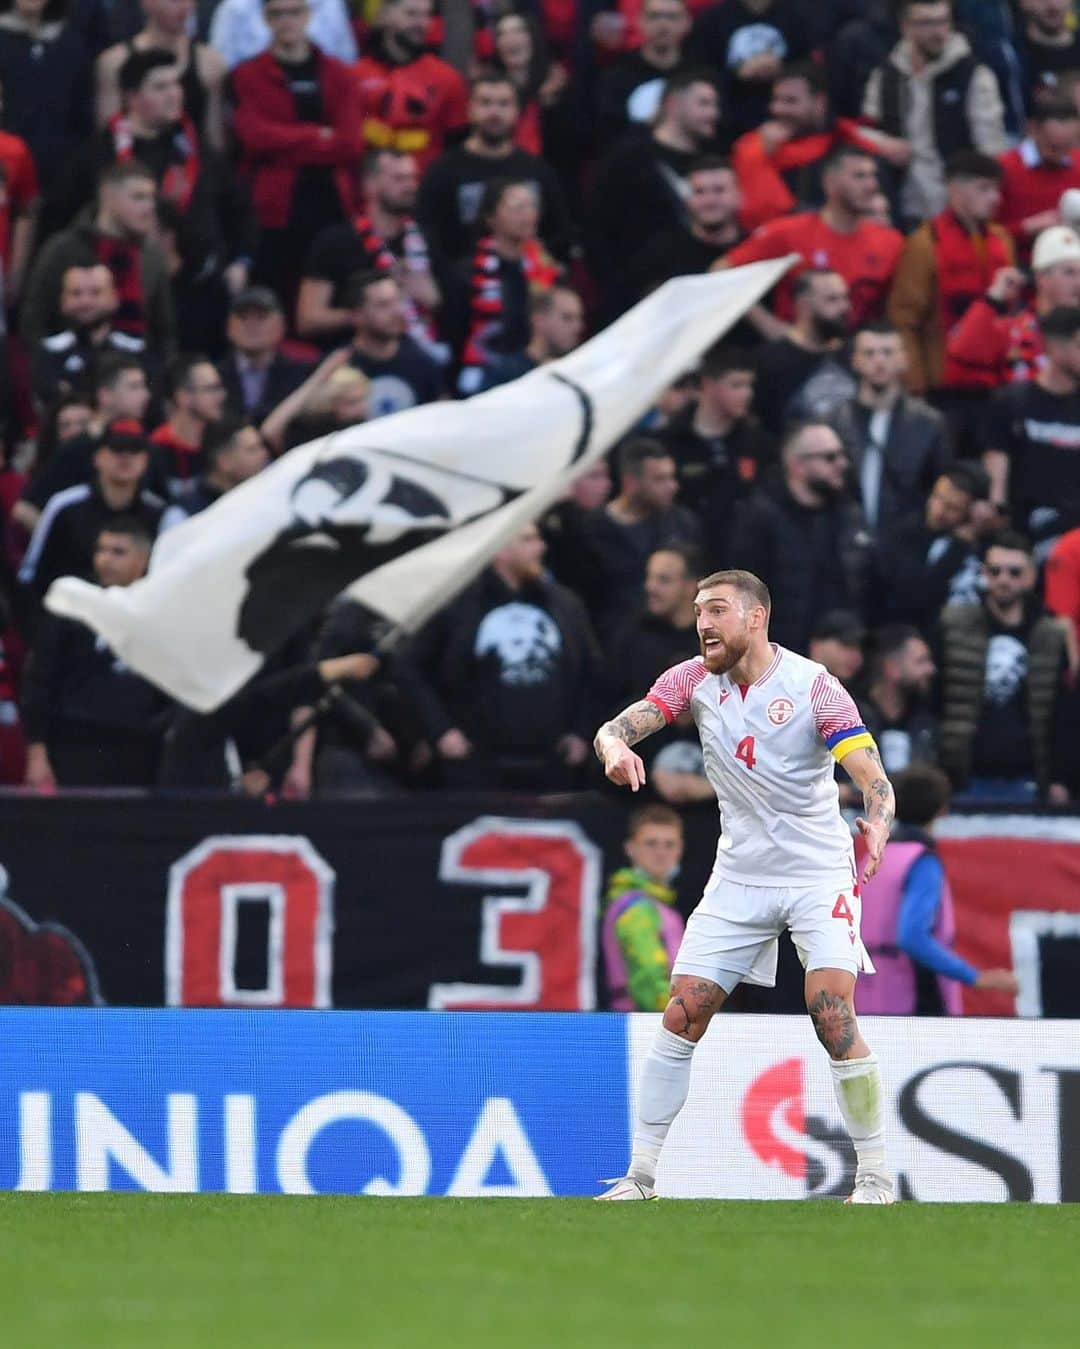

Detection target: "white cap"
[1032, 224, 1080, 271]
[1059, 189, 1080, 227]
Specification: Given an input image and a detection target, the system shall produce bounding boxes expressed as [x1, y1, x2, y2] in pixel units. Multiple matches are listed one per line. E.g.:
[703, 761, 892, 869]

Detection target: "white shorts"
[671, 876, 874, 993]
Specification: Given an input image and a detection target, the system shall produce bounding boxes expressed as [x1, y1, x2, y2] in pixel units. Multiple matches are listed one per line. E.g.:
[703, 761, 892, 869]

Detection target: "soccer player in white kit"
[594, 569, 897, 1204]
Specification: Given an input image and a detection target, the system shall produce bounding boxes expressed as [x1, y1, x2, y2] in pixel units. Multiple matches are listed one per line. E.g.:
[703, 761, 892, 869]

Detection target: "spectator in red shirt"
[151, 352, 227, 490]
[352, 0, 468, 173]
[1046, 524, 1080, 638]
[722, 143, 904, 334]
[732, 61, 888, 231]
[231, 0, 364, 296]
[0, 80, 39, 308]
[945, 223, 1080, 388]
[997, 97, 1080, 262]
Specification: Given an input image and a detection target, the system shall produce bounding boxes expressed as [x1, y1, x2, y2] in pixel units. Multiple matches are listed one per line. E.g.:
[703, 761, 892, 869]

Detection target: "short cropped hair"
[165, 352, 214, 399]
[98, 160, 155, 194]
[648, 542, 702, 577]
[775, 60, 827, 97]
[94, 353, 145, 392]
[626, 803, 683, 838]
[894, 763, 952, 827]
[945, 150, 1003, 182]
[791, 267, 841, 301]
[822, 142, 875, 175]
[345, 268, 398, 309]
[700, 342, 754, 380]
[97, 515, 153, 551]
[119, 48, 177, 95]
[696, 568, 771, 616]
[203, 414, 254, 468]
[983, 529, 1033, 559]
[1029, 97, 1079, 124]
[617, 436, 671, 478]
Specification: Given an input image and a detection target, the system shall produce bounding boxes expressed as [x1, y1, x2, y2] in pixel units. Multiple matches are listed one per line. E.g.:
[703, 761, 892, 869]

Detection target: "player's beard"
[700, 630, 749, 673]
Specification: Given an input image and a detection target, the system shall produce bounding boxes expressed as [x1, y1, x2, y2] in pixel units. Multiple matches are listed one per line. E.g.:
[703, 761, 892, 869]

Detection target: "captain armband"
[826, 727, 877, 763]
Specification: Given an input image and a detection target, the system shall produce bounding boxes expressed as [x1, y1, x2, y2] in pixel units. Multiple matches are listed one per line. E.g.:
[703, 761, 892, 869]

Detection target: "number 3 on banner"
[735, 736, 756, 770]
[428, 818, 602, 1012]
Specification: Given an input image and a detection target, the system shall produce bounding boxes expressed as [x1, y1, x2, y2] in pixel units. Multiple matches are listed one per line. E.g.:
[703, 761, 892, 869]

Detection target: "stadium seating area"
[1, 0, 1080, 808]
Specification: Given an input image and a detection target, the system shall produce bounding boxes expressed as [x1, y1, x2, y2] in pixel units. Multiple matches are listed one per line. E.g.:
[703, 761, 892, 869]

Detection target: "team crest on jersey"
[767, 697, 794, 725]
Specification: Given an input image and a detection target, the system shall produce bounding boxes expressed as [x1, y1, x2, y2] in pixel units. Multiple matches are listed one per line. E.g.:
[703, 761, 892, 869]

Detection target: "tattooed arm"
[839, 743, 895, 882]
[593, 699, 668, 792]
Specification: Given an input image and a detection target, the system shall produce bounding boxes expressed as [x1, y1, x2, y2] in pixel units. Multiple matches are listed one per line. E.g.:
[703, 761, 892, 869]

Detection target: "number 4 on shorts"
[832, 894, 854, 924]
[734, 736, 756, 770]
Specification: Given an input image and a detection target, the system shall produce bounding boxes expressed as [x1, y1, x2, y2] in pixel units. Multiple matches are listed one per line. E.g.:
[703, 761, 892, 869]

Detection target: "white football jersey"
[647, 645, 874, 889]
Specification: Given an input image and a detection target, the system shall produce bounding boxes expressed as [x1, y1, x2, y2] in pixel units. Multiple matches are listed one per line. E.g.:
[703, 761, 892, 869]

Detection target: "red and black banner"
[0, 794, 1077, 1014]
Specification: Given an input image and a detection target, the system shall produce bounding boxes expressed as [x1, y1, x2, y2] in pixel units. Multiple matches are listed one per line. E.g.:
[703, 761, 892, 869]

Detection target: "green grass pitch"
[2, 1194, 1077, 1348]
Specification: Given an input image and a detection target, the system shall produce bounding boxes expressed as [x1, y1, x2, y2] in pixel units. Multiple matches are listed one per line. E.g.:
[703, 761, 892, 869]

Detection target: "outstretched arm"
[593, 699, 667, 792]
[841, 744, 895, 883]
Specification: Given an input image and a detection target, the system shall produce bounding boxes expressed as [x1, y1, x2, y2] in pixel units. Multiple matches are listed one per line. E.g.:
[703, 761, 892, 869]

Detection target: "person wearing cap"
[16, 420, 165, 609]
[219, 286, 313, 423]
[996, 97, 1080, 263]
[887, 151, 1014, 403]
[943, 221, 1080, 390]
[807, 610, 866, 688]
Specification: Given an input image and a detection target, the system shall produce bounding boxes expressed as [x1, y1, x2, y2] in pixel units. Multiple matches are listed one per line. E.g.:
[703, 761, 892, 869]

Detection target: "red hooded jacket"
[232, 48, 364, 231]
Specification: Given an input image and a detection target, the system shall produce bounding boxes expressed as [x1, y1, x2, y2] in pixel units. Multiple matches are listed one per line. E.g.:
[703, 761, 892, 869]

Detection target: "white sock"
[629, 1026, 696, 1184]
[830, 1053, 887, 1178]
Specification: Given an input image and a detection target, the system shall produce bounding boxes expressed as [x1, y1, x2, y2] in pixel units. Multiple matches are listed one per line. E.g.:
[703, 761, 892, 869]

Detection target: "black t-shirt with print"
[988, 381, 1080, 548]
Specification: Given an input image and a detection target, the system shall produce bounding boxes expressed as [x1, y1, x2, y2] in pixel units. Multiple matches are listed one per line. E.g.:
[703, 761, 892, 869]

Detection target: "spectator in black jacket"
[160, 414, 268, 529]
[628, 155, 744, 301]
[395, 522, 602, 790]
[18, 418, 164, 603]
[830, 321, 951, 536]
[588, 70, 720, 319]
[21, 515, 168, 787]
[609, 543, 701, 703]
[577, 436, 702, 633]
[860, 622, 939, 774]
[594, 0, 693, 147]
[18, 353, 152, 532]
[729, 420, 873, 653]
[218, 286, 312, 423]
[31, 262, 153, 411]
[876, 464, 989, 629]
[659, 344, 773, 561]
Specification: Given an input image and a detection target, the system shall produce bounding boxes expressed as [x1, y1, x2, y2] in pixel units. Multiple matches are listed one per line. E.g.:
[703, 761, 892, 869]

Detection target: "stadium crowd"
[1, 0, 1080, 818]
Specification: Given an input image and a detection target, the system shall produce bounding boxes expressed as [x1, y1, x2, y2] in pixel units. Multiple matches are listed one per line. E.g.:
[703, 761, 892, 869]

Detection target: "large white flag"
[45, 260, 793, 711]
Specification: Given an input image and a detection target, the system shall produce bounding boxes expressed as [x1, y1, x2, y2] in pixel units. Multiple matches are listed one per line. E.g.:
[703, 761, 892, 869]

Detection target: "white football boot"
[595, 1175, 657, 1201]
[845, 1172, 896, 1205]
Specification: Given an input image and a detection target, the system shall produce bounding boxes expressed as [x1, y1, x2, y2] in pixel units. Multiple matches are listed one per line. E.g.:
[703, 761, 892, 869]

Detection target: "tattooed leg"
[807, 969, 889, 1182]
[630, 976, 727, 1184]
[664, 976, 726, 1042]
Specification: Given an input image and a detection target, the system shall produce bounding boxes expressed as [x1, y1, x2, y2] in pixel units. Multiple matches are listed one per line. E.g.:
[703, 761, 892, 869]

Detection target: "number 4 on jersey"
[734, 736, 756, 771]
[832, 894, 854, 925]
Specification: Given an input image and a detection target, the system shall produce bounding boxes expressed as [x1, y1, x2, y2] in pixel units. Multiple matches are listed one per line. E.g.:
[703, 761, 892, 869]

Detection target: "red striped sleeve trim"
[810, 670, 863, 738]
